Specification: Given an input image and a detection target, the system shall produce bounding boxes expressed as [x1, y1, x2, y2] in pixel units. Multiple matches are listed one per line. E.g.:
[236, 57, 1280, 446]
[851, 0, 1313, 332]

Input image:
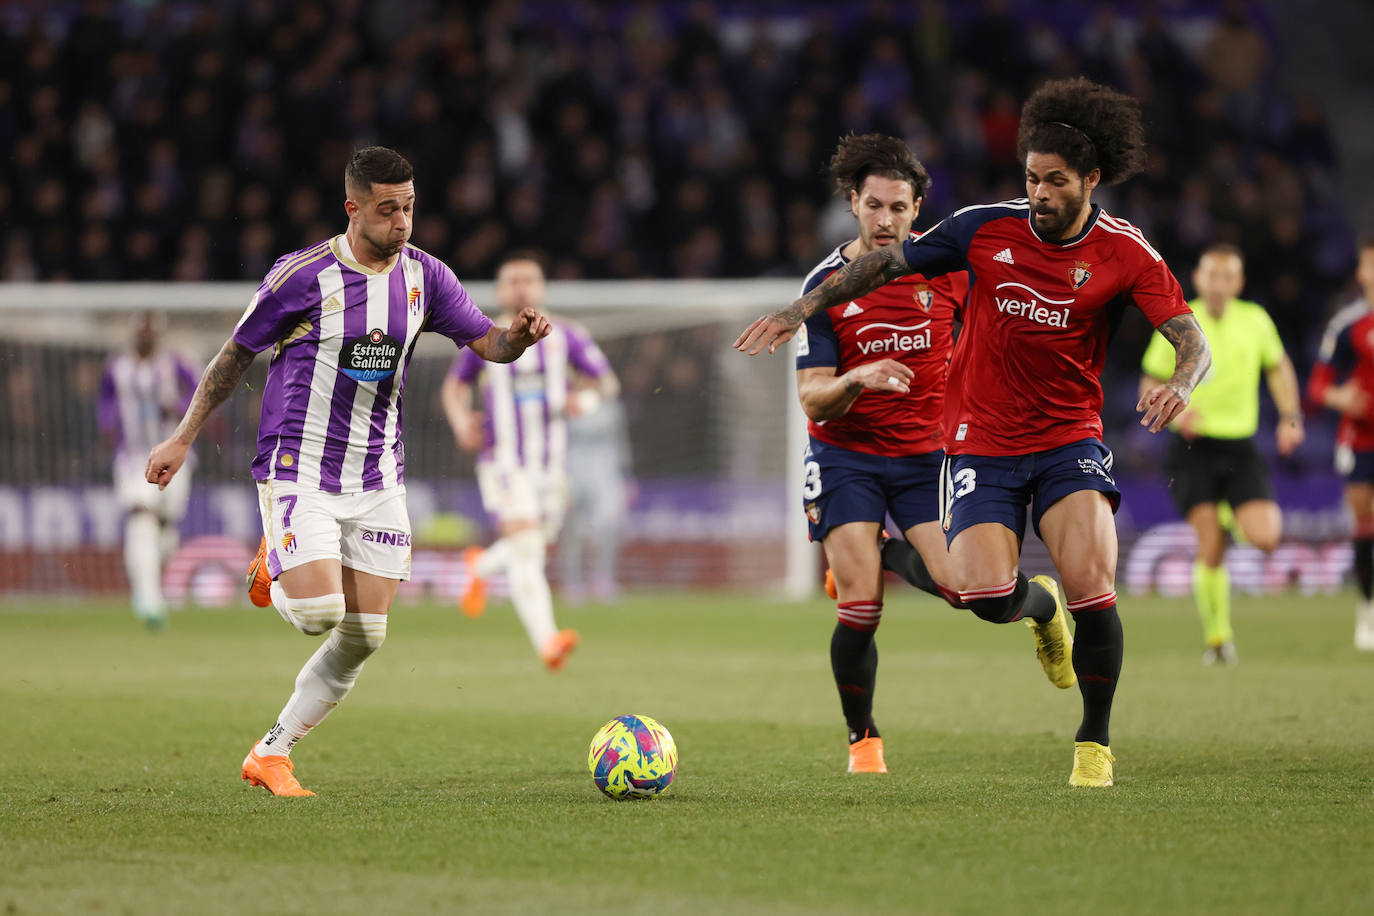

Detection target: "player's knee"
[335, 612, 388, 658]
[959, 578, 1022, 624]
[508, 527, 546, 561]
[285, 592, 347, 636]
[964, 593, 1020, 624]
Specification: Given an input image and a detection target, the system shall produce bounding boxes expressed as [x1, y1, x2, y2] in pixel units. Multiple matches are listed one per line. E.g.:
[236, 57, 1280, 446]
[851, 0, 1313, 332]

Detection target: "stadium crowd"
[0, 0, 1362, 476]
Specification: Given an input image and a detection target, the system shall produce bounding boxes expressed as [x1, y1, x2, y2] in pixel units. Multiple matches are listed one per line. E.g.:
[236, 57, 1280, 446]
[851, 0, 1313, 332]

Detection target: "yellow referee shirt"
[1141, 298, 1284, 440]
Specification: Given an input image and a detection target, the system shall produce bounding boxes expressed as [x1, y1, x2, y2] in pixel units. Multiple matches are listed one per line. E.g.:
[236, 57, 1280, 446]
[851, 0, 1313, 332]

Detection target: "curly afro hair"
[1017, 78, 1146, 186]
[827, 133, 931, 201]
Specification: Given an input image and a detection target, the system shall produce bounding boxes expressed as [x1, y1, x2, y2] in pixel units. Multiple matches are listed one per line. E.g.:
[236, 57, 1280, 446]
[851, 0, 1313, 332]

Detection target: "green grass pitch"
[3, 588, 1372, 915]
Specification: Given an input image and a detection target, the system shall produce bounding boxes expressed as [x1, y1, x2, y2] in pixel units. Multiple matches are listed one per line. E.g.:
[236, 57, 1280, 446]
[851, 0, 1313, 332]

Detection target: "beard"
[1031, 190, 1086, 241]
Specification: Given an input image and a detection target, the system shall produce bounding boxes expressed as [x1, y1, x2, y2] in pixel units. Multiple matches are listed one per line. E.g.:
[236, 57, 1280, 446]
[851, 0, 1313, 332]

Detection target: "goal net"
[0, 280, 816, 607]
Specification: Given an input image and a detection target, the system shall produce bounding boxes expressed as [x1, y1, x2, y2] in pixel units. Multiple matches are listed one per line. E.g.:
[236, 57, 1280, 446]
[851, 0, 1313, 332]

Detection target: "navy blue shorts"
[1335, 445, 1374, 484]
[940, 438, 1121, 544]
[802, 438, 944, 542]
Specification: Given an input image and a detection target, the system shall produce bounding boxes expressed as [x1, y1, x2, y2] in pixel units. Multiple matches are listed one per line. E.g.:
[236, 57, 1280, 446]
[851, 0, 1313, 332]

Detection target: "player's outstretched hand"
[1136, 382, 1189, 433]
[848, 359, 914, 394]
[508, 307, 552, 348]
[145, 437, 189, 491]
[734, 308, 802, 356]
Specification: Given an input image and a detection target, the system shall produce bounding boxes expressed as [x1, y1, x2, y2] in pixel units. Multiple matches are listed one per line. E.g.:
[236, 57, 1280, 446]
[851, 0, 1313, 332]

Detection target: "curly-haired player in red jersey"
[1308, 234, 1374, 650]
[796, 134, 1015, 774]
[739, 78, 1212, 787]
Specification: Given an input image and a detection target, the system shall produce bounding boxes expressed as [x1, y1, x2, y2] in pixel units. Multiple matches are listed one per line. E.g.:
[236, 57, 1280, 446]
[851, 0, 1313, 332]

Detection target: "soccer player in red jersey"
[739, 78, 1212, 787]
[1308, 234, 1374, 650]
[795, 134, 1034, 774]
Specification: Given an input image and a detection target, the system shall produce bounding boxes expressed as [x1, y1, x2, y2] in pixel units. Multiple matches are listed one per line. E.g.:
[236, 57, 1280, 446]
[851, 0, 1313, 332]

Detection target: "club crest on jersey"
[805, 502, 821, 524]
[1069, 261, 1092, 290]
[282, 531, 297, 554]
[912, 283, 933, 312]
[407, 287, 422, 315]
[340, 328, 402, 381]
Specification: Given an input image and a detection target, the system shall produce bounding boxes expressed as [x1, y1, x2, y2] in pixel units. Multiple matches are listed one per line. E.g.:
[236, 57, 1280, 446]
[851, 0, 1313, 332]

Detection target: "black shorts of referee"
[1165, 435, 1275, 516]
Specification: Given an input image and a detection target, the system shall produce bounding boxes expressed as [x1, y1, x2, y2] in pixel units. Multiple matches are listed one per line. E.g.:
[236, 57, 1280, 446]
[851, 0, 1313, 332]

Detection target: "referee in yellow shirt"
[1140, 243, 1304, 664]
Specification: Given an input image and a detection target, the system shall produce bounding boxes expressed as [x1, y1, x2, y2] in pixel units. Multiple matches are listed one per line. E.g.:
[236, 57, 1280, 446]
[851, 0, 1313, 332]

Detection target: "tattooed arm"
[145, 338, 256, 490]
[469, 307, 552, 363]
[735, 245, 914, 355]
[1136, 313, 1212, 433]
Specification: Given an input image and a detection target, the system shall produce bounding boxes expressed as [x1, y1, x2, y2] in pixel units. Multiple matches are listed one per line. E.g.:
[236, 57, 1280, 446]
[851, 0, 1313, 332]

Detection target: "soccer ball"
[587, 714, 678, 799]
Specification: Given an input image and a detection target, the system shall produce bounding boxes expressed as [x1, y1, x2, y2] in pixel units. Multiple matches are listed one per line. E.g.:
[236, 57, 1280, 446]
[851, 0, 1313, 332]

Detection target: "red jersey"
[796, 238, 967, 457]
[1308, 299, 1374, 451]
[899, 200, 1190, 456]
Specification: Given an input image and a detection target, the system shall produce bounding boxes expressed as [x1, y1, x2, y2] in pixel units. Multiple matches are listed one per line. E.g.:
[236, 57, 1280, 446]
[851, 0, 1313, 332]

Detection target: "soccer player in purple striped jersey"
[145, 147, 550, 797]
[100, 311, 198, 629]
[441, 252, 619, 670]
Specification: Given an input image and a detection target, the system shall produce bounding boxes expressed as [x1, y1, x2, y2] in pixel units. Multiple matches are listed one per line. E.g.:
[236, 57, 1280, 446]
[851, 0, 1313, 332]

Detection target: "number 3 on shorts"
[802, 460, 822, 500]
[953, 468, 976, 498]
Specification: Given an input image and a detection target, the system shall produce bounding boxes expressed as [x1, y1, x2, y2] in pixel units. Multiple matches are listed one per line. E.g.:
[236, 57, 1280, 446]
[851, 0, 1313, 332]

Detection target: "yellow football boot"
[1068, 741, 1115, 787]
[1026, 575, 1076, 688]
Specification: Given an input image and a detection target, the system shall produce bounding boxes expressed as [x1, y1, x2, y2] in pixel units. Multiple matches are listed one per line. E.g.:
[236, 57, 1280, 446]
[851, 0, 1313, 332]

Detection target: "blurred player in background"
[794, 133, 1056, 775]
[739, 78, 1212, 787]
[560, 394, 632, 605]
[1309, 233, 1374, 650]
[99, 311, 198, 629]
[146, 147, 549, 796]
[1140, 244, 1303, 665]
[442, 252, 617, 670]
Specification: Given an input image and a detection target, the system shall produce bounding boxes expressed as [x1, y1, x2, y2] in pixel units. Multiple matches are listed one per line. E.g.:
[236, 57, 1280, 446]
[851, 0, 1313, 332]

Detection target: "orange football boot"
[848, 732, 888, 774]
[460, 547, 488, 618]
[241, 749, 314, 797]
[540, 629, 580, 671]
[247, 536, 273, 608]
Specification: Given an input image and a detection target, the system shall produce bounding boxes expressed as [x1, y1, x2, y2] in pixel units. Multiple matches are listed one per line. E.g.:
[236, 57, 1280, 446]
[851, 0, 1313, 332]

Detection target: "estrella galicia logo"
[340, 328, 401, 381]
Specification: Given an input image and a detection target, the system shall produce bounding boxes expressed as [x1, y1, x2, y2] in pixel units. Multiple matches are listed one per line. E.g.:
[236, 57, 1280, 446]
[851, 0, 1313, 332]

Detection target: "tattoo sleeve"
[789, 246, 912, 322]
[1156, 313, 1211, 395]
[175, 339, 255, 444]
[482, 329, 524, 363]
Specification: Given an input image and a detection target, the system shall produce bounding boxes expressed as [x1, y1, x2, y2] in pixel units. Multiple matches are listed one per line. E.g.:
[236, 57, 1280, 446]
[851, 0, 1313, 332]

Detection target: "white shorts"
[116, 452, 190, 521]
[256, 479, 412, 581]
[476, 462, 568, 533]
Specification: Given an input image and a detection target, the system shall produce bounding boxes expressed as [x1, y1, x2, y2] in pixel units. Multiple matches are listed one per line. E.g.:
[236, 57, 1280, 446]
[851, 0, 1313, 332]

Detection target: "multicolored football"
[587, 714, 678, 799]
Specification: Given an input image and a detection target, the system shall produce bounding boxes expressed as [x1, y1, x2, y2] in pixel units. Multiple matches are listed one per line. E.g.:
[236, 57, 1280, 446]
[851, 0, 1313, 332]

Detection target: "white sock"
[255, 612, 388, 757]
[269, 582, 346, 635]
[505, 529, 558, 651]
[475, 538, 511, 578]
[124, 511, 165, 618]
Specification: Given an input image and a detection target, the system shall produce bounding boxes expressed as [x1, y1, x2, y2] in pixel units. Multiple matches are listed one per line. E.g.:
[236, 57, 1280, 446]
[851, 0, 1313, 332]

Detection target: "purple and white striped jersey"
[99, 350, 198, 460]
[233, 234, 493, 494]
[450, 321, 610, 474]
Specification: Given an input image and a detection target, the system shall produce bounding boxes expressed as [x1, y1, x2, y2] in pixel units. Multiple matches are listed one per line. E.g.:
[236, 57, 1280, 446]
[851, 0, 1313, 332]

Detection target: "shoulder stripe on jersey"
[1325, 300, 1373, 337]
[1095, 218, 1162, 262]
[1098, 212, 1155, 250]
[800, 247, 846, 297]
[949, 198, 1029, 219]
[269, 247, 335, 293]
[265, 241, 331, 290]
